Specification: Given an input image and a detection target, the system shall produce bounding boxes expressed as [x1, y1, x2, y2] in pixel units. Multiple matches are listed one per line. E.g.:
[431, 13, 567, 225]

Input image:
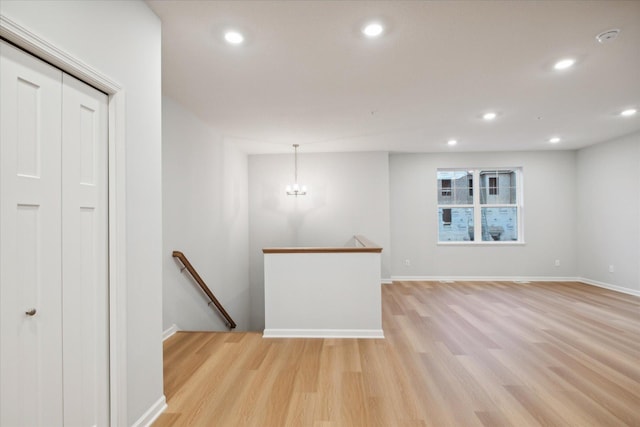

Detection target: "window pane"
[438, 170, 473, 204]
[438, 207, 474, 242]
[453, 172, 474, 204]
[481, 207, 518, 241]
[480, 170, 517, 204]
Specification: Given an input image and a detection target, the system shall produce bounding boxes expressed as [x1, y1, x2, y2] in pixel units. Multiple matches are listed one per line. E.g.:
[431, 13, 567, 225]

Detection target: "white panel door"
[61, 72, 109, 427]
[0, 41, 64, 426]
[1, 41, 109, 426]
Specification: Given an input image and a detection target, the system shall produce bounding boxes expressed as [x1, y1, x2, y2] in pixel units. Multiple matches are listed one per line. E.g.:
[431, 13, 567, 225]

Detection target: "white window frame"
[437, 168, 524, 245]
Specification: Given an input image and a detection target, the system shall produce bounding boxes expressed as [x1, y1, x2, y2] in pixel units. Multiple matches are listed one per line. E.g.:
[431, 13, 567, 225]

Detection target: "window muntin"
[438, 168, 522, 243]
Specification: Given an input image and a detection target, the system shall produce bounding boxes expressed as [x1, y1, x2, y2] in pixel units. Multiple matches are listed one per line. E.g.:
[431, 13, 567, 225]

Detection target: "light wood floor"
[153, 281, 640, 427]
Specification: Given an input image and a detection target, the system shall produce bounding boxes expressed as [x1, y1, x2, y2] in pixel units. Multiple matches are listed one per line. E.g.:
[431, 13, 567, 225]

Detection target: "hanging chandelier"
[285, 144, 307, 196]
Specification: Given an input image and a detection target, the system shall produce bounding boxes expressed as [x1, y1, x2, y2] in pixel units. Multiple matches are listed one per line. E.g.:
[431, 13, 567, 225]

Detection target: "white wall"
[163, 96, 250, 332]
[264, 252, 383, 338]
[390, 150, 577, 279]
[0, 1, 163, 424]
[248, 151, 391, 330]
[577, 132, 640, 293]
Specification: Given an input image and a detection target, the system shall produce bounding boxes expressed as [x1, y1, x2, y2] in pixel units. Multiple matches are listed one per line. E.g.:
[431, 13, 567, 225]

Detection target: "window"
[488, 177, 498, 195]
[441, 179, 452, 197]
[442, 208, 452, 225]
[437, 168, 522, 243]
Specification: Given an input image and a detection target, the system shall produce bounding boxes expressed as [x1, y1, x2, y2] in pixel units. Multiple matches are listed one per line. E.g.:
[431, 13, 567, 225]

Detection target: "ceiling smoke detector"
[596, 29, 620, 43]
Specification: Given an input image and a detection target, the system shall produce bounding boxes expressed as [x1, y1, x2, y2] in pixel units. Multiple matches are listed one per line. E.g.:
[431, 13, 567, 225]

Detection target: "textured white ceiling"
[147, 0, 640, 154]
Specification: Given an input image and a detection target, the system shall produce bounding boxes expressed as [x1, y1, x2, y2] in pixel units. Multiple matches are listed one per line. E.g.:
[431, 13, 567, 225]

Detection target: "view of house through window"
[441, 179, 452, 196]
[437, 168, 522, 242]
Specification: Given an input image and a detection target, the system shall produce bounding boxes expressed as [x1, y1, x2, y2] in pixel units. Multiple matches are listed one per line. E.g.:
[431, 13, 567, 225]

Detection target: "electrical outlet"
[554, 259, 560, 267]
[609, 265, 615, 273]
[404, 259, 411, 267]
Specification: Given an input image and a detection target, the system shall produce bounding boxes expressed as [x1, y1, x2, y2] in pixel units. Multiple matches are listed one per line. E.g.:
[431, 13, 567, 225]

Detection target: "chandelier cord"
[294, 144, 299, 184]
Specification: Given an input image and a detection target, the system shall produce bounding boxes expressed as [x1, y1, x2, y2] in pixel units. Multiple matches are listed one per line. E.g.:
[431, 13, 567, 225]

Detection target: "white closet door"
[61, 73, 109, 427]
[0, 41, 64, 426]
[1, 41, 110, 426]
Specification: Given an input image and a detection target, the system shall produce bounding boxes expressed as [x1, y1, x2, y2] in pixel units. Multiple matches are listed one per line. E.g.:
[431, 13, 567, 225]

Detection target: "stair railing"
[172, 251, 237, 329]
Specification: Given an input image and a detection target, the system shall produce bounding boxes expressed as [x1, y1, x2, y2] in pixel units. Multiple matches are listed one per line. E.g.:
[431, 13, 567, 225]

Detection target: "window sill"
[437, 241, 526, 246]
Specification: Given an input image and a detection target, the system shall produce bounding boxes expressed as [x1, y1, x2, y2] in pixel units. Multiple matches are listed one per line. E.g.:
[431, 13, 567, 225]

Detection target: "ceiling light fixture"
[224, 31, 244, 45]
[554, 58, 575, 70]
[363, 22, 384, 38]
[620, 108, 637, 117]
[549, 137, 561, 144]
[482, 112, 497, 121]
[447, 139, 458, 146]
[286, 144, 307, 196]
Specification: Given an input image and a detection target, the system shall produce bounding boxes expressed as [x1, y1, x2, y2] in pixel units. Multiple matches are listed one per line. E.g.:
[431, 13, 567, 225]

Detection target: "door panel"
[61, 72, 109, 427]
[1, 41, 64, 427]
[16, 77, 41, 178]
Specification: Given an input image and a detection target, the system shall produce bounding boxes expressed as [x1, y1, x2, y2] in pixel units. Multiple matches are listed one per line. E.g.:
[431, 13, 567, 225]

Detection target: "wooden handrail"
[172, 251, 237, 329]
[354, 235, 381, 249]
[262, 235, 383, 254]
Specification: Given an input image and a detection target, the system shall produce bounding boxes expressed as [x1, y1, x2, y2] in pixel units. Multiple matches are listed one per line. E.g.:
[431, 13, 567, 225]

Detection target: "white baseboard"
[578, 277, 640, 297]
[163, 324, 180, 341]
[390, 275, 579, 282]
[263, 329, 384, 339]
[131, 395, 167, 427]
[381, 277, 393, 284]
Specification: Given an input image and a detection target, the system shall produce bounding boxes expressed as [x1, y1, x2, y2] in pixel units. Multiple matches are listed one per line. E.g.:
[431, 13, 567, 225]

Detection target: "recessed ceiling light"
[620, 108, 637, 117]
[447, 139, 458, 146]
[554, 58, 575, 70]
[224, 31, 244, 45]
[363, 22, 384, 37]
[549, 137, 561, 144]
[482, 112, 497, 121]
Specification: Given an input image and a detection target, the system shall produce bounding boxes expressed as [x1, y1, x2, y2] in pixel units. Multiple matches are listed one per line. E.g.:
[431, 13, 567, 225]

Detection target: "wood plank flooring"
[153, 281, 640, 427]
